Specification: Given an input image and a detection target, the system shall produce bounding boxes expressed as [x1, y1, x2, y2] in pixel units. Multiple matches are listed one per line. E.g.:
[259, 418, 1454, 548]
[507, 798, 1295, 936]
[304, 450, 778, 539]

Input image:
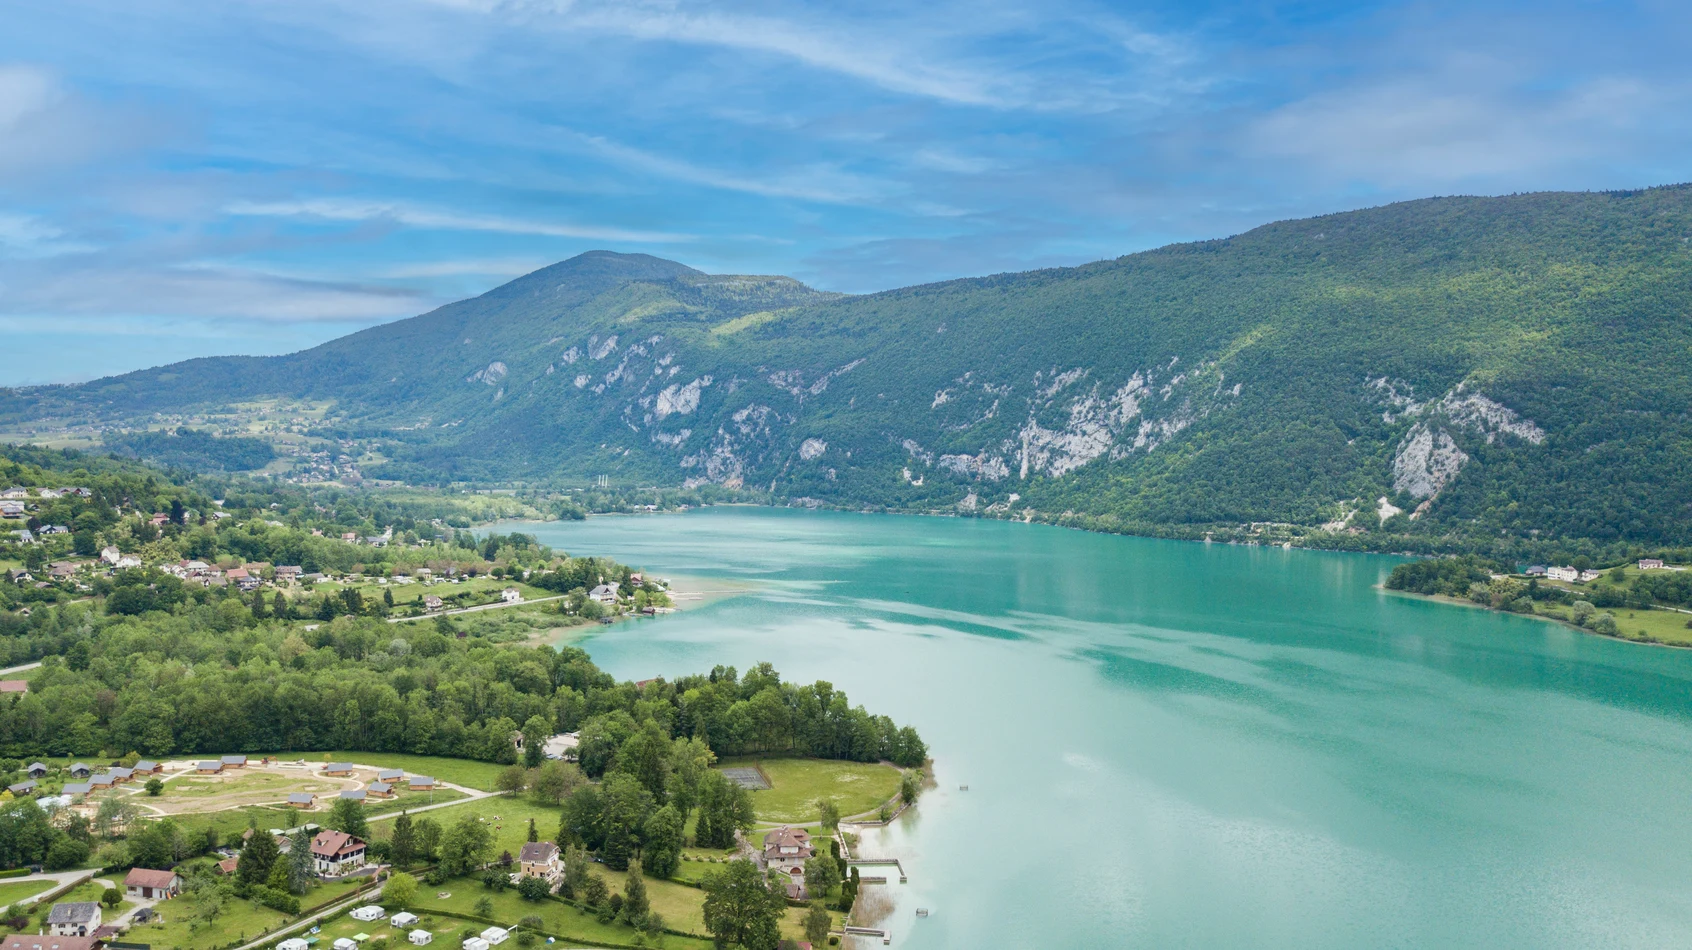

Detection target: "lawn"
[25, 878, 132, 918]
[720, 757, 904, 824]
[1529, 601, 1692, 646]
[401, 879, 717, 950]
[123, 877, 371, 950]
[0, 878, 54, 906]
[369, 795, 561, 861]
[317, 753, 508, 791]
[601, 872, 841, 944]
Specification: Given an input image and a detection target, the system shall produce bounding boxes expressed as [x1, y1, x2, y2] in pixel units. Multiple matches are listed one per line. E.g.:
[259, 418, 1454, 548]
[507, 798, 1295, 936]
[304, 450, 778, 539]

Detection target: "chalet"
[1640, 559, 1666, 570]
[60, 783, 90, 798]
[518, 841, 561, 884]
[216, 856, 240, 875]
[587, 583, 619, 605]
[25, 763, 46, 778]
[1, 938, 99, 950]
[377, 769, 405, 783]
[423, 595, 444, 611]
[222, 754, 248, 768]
[1579, 569, 1603, 582]
[339, 790, 366, 802]
[38, 525, 68, 536]
[110, 767, 134, 784]
[5, 570, 31, 585]
[310, 829, 367, 875]
[68, 763, 90, 778]
[367, 782, 393, 798]
[408, 776, 435, 791]
[46, 904, 101, 939]
[276, 566, 303, 583]
[0, 487, 25, 499]
[133, 760, 161, 774]
[100, 547, 122, 565]
[197, 761, 224, 774]
[47, 563, 77, 581]
[323, 763, 354, 776]
[124, 868, 181, 899]
[0, 681, 28, 695]
[0, 503, 25, 518]
[5, 781, 35, 797]
[88, 774, 115, 790]
[760, 826, 814, 875]
[288, 793, 317, 808]
[500, 588, 521, 603]
[1546, 566, 1579, 582]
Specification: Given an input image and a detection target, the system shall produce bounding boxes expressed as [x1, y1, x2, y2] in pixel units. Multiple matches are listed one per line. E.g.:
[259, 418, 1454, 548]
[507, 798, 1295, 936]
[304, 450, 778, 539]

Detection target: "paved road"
[387, 594, 565, 623]
[0, 660, 42, 676]
[5, 869, 95, 905]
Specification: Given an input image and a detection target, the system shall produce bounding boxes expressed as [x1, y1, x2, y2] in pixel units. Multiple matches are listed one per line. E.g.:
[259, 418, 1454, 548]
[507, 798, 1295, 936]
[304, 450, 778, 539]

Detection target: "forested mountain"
[9, 187, 1692, 558]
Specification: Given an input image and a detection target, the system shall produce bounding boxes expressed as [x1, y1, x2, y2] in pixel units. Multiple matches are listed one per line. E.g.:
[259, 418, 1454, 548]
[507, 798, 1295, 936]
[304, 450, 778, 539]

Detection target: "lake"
[499, 507, 1692, 948]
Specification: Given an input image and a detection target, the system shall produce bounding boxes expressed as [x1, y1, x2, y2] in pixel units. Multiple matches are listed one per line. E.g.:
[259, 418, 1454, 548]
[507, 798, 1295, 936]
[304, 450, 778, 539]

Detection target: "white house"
[500, 587, 522, 603]
[587, 582, 620, 605]
[350, 905, 385, 922]
[1546, 566, 1579, 582]
[1578, 569, 1602, 582]
[310, 830, 368, 875]
[100, 547, 123, 565]
[1640, 558, 1666, 570]
[409, 932, 433, 946]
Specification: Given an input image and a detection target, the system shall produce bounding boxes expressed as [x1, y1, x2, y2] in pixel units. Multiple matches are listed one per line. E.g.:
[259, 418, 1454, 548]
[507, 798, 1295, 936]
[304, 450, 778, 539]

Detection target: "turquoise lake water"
[499, 507, 1692, 948]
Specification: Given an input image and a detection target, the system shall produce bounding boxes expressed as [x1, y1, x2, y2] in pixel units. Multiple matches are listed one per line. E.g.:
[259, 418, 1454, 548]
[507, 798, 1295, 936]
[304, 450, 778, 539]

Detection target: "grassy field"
[721, 757, 904, 824]
[123, 877, 369, 950]
[401, 880, 717, 950]
[0, 878, 56, 906]
[369, 795, 560, 860]
[316, 753, 508, 791]
[600, 872, 840, 943]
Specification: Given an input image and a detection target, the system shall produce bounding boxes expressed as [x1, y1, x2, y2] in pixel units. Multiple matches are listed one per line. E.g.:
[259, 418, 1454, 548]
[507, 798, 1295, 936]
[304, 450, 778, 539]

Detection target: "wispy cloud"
[564, 133, 892, 204]
[224, 197, 692, 243]
[0, 261, 431, 322]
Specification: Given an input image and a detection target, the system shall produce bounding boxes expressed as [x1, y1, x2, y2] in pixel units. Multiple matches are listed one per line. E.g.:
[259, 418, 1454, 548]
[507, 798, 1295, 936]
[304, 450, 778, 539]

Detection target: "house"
[5, 570, 32, 585]
[423, 595, 444, 611]
[377, 769, 404, 783]
[114, 555, 142, 569]
[197, 761, 224, 774]
[88, 774, 115, 790]
[760, 826, 814, 875]
[1, 936, 100, 950]
[323, 763, 354, 776]
[0, 503, 26, 519]
[775, 864, 807, 899]
[68, 763, 90, 778]
[0, 487, 26, 499]
[518, 842, 561, 883]
[149, 513, 169, 527]
[500, 588, 521, 604]
[587, 583, 620, 605]
[310, 829, 367, 875]
[0, 681, 28, 695]
[124, 868, 181, 899]
[60, 783, 90, 798]
[47, 563, 77, 581]
[288, 793, 316, 808]
[222, 754, 248, 768]
[7, 781, 36, 797]
[1579, 569, 1603, 582]
[350, 906, 385, 922]
[408, 776, 435, 791]
[1546, 566, 1579, 582]
[276, 566, 303, 583]
[480, 928, 508, 946]
[408, 931, 433, 946]
[46, 903, 101, 938]
[38, 525, 68, 536]
[24, 763, 45, 778]
[100, 547, 122, 565]
[339, 790, 366, 802]
[367, 782, 393, 798]
[110, 767, 134, 784]
[1640, 559, 1666, 570]
[1524, 565, 1547, 577]
[390, 913, 419, 928]
[216, 857, 240, 875]
[133, 760, 160, 774]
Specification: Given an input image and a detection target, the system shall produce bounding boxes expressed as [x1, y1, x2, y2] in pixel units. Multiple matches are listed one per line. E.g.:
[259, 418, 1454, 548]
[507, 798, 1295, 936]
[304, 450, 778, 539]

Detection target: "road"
[4, 869, 95, 906]
[0, 660, 42, 676]
[387, 594, 565, 623]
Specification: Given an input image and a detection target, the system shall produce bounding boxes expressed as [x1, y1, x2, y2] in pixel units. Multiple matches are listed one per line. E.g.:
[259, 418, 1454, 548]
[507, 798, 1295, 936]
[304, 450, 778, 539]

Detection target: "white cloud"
[566, 133, 891, 204]
[0, 262, 431, 322]
[223, 197, 693, 243]
[374, 257, 555, 279]
[0, 211, 96, 258]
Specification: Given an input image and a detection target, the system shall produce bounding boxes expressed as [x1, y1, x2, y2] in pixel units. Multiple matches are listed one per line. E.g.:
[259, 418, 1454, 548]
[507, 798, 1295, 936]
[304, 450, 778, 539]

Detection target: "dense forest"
[7, 188, 1692, 558]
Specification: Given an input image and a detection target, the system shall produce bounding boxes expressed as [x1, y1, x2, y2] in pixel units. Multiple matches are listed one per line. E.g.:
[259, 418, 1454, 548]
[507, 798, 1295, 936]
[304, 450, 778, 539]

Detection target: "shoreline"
[1376, 584, 1692, 651]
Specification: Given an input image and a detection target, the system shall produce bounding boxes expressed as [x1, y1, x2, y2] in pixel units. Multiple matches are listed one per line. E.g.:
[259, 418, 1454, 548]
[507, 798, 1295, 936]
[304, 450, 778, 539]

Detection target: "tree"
[561, 845, 592, 900]
[597, 772, 654, 871]
[328, 796, 369, 838]
[100, 887, 123, 909]
[702, 859, 784, 950]
[621, 859, 649, 924]
[522, 715, 549, 768]
[266, 861, 291, 894]
[526, 818, 538, 843]
[900, 770, 921, 806]
[529, 760, 584, 807]
[666, 736, 715, 820]
[144, 777, 164, 797]
[641, 805, 683, 879]
[441, 813, 495, 876]
[390, 811, 416, 868]
[414, 818, 443, 861]
[517, 875, 550, 901]
[580, 874, 608, 908]
[803, 855, 840, 895]
[287, 827, 315, 894]
[237, 825, 281, 886]
[495, 765, 529, 795]
[803, 902, 832, 946]
[694, 771, 753, 850]
[127, 825, 172, 870]
[382, 871, 417, 907]
[815, 799, 840, 833]
[473, 896, 494, 919]
[613, 721, 671, 802]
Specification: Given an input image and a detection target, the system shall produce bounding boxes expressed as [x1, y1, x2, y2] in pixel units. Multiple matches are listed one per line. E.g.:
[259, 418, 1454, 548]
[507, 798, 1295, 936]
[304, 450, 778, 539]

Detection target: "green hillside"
[8, 188, 1692, 560]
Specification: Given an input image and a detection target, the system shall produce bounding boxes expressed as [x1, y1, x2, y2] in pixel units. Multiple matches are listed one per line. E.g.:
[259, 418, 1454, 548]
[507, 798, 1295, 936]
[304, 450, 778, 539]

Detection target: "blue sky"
[2, 0, 1689, 384]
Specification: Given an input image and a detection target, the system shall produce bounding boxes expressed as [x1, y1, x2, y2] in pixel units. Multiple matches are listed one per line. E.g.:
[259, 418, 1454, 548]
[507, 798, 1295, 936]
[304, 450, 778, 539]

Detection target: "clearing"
[718, 757, 904, 824]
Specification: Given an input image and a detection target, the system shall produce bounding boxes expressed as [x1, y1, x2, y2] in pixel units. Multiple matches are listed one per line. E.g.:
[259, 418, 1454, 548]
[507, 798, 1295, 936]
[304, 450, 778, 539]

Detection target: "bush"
[517, 876, 550, 901]
[45, 837, 90, 870]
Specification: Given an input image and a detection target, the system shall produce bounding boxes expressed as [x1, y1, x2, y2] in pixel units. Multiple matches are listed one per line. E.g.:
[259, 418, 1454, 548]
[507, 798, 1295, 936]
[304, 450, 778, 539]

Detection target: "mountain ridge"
[9, 185, 1692, 557]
